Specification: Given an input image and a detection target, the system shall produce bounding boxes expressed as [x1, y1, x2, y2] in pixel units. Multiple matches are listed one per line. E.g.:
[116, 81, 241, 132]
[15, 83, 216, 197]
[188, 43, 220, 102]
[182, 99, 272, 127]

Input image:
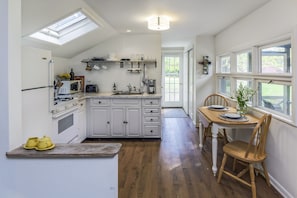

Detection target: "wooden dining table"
[197, 106, 260, 176]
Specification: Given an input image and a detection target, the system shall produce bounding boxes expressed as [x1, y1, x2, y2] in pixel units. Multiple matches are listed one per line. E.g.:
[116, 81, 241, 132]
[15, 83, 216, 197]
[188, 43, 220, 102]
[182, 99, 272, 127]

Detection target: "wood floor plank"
[84, 109, 283, 198]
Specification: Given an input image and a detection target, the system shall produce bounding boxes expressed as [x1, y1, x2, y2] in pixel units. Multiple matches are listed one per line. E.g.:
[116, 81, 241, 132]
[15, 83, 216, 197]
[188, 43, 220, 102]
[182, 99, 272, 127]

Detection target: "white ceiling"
[22, 0, 270, 58]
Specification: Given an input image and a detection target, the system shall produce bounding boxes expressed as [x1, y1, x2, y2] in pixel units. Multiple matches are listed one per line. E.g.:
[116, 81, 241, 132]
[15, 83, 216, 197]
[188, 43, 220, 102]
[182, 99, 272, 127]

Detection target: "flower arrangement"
[234, 83, 256, 115]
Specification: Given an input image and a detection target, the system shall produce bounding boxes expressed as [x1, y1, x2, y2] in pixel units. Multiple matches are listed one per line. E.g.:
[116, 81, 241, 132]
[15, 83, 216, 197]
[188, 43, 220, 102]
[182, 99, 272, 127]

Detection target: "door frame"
[161, 49, 184, 107]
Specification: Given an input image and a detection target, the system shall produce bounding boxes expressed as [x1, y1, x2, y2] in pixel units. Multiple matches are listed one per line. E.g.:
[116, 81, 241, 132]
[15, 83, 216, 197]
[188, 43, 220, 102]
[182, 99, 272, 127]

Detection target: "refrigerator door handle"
[48, 59, 54, 87]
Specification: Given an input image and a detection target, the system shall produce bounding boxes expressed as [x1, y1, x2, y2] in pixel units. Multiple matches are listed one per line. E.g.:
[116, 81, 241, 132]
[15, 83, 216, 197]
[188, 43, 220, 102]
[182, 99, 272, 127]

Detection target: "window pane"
[260, 43, 291, 74]
[236, 79, 253, 104]
[258, 82, 292, 116]
[218, 77, 231, 96]
[236, 51, 252, 72]
[220, 56, 230, 73]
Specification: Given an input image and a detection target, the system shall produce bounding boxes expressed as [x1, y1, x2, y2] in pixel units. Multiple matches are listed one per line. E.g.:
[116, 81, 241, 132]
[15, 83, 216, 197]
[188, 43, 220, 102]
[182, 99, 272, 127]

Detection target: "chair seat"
[223, 141, 267, 163]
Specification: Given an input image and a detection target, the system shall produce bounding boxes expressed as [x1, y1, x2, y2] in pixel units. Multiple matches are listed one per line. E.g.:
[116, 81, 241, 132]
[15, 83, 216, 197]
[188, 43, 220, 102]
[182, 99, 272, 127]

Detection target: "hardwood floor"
[84, 109, 282, 198]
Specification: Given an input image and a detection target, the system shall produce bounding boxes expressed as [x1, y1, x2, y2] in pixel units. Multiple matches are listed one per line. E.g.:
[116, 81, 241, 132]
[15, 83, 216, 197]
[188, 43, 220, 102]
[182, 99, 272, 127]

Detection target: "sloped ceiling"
[22, 0, 270, 58]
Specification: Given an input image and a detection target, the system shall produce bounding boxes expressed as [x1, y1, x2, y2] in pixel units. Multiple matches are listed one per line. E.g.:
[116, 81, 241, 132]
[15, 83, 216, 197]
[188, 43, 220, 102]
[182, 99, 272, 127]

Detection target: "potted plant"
[234, 83, 256, 116]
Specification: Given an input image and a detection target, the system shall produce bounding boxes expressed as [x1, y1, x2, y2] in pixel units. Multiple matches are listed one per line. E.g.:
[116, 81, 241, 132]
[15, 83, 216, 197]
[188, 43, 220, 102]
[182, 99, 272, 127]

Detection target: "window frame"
[216, 37, 296, 125]
[235, 50, 252, 73]
[258, 40, 292, 76]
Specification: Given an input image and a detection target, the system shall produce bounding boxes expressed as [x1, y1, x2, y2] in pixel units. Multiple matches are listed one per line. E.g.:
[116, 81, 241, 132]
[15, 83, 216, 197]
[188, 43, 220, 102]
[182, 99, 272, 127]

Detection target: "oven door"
[52, 107, 79, 144]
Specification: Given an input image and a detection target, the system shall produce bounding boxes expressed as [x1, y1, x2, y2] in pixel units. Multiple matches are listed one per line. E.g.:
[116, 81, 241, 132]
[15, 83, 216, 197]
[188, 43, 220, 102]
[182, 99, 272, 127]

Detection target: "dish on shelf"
[223, 113, 241, 119]
[208, 105, 225, 109]
[23, 145, 37, 150]
[35, 144, 55, 151]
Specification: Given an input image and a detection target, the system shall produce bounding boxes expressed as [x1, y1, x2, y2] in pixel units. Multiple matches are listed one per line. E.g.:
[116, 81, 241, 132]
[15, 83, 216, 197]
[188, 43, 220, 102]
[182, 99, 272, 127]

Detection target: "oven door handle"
[52, 106, 79, 119]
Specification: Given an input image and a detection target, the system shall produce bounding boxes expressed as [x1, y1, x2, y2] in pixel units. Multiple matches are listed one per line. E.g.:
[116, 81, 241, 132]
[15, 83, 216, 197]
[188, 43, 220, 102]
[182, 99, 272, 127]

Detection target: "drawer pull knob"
[150, 130, 153, 133]
[98, 101, 101, 104]
[150, 101, 153, 104]
[150, 110, 153, 113]
[107, 121, 110, 124]
[150, 119, 153, 121]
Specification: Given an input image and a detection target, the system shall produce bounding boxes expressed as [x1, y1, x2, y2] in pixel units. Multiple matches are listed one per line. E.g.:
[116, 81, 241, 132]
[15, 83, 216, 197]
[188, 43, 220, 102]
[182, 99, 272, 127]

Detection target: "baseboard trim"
[269, 174, 294, 198]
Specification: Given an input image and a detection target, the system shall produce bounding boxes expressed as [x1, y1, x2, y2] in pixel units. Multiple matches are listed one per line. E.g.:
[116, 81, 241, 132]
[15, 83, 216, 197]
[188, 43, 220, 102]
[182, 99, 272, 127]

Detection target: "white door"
[162, 52, 183, 107]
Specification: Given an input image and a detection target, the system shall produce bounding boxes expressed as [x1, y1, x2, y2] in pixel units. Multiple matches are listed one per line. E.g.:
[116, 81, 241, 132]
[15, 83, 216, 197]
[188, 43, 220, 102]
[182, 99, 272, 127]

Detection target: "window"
[30, 9, 101, 45]
[258, 81, 292, 116]
[216, 38, 294, 123]
[219, 56, 231, 73]
[236, 51, 252, 73]
[218, 77, 231, 96]
[260, 41, 291, 74]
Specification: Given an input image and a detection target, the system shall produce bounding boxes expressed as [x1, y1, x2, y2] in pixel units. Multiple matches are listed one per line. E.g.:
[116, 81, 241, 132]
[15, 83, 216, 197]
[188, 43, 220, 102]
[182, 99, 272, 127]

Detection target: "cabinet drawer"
[143, 108, 160, 114]
[90, 99, 110, 106]
[143, 125, 161, 137]
[112, 99, 141, 106]
[143, 99, 160, 106]
[144, 116, 160, 123]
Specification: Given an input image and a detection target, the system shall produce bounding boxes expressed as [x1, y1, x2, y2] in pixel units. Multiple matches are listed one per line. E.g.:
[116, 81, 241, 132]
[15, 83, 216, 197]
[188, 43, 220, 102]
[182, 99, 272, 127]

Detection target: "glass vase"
[237, 103, 248, 116]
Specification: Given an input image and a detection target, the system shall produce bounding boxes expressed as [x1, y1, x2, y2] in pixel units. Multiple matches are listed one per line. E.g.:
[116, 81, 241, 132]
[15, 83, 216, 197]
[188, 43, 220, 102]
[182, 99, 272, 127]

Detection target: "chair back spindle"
[204, 94, 228, 106]
[244, 114, 272, 159]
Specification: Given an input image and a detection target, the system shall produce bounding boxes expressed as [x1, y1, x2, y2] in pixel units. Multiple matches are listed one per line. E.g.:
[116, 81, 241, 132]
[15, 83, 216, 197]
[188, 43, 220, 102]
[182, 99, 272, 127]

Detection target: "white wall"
[0, 0, 23, 195]
[65, 34, 162, 93]
[195, 35, 216, 124]
[215, 0, 297, 197]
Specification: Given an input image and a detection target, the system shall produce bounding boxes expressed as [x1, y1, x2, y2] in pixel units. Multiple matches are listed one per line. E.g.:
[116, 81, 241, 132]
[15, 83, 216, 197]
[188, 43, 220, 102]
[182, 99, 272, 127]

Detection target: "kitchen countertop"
[6, 143, 122, 158]
[78, 92, 162, 99]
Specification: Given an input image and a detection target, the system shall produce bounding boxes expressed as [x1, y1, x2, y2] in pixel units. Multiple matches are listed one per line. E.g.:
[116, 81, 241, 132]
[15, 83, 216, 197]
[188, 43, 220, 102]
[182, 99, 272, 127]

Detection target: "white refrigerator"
[21, 46, 54, 140]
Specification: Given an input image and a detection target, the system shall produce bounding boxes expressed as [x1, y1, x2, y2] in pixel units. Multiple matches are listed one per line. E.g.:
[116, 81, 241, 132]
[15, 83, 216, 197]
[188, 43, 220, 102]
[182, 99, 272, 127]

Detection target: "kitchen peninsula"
[6, 143, 121, 198]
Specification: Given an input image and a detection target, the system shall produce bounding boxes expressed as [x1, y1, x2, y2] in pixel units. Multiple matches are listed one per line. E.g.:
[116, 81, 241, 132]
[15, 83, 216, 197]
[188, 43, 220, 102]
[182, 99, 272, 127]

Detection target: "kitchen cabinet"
[86, 96, 161, 138]
[77, 99, 86, 142]
[142, 98, 162, 138]
[87, 99, 111, 137]
[111, 99, 141, 137]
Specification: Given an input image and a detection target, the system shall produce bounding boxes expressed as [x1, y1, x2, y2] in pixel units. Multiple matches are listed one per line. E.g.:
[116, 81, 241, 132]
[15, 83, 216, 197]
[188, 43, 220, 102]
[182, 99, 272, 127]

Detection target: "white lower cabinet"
[87, 99, 111, 137]
[142, 98, 162, 138]
[87, 97, 161, 138]
[111, 99, 141, 137]
[77, 100, 87, 142]
[110, 106, 141, 137]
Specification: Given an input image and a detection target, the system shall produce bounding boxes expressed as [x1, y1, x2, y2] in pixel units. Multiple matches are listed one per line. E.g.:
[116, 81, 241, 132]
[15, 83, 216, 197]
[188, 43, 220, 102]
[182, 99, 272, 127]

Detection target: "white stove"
[51, 96, 80, 144]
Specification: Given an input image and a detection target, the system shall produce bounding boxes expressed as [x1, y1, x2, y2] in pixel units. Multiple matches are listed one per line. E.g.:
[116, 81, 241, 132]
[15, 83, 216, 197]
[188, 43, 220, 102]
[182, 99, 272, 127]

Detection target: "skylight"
[30, 10, 100, 45]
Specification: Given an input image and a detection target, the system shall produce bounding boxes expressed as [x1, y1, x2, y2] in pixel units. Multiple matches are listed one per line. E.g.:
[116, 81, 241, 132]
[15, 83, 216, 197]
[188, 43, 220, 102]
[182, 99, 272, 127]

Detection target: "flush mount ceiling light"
[147, 16, 170, 31]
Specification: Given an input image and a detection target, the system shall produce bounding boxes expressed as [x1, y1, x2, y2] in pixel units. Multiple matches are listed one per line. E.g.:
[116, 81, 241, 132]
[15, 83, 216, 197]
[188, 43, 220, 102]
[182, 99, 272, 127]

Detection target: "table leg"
[199, 122, 203, 149]
[211, 124, 219, 176]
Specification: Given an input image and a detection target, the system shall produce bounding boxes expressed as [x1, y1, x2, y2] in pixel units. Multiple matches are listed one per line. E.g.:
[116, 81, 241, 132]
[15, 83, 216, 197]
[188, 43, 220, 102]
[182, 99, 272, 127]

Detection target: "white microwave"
[58, 80, 81, 94]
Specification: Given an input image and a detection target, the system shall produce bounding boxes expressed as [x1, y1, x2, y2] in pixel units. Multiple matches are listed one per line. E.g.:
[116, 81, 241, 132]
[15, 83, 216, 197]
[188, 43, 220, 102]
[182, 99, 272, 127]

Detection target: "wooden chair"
[203, 94, 229, 144]
[217, 114, 272, 198]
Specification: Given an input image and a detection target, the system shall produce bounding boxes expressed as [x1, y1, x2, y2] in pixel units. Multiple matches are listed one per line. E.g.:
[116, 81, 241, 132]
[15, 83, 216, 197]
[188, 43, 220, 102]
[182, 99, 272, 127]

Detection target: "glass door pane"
[162, 53, 183, 107]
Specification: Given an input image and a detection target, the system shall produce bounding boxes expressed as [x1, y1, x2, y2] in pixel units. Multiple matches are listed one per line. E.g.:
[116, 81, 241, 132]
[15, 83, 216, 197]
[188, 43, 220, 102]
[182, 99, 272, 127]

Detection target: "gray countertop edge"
[78, 92, 162, 100]
[6, 143, 122, 159]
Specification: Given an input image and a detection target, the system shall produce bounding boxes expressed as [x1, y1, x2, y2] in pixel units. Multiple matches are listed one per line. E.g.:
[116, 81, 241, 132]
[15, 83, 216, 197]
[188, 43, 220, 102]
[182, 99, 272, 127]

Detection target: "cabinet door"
[110, 107, 125, 137]
[126, 107, 141, 137]
[89, 107, 110, 137]
[78, 109, 86, 141]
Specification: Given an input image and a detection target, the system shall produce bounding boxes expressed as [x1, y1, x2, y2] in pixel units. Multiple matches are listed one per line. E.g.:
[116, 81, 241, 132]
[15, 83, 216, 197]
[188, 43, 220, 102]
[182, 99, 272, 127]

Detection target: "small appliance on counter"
[147, 79, 156, 94]
[58, 80, 81, 95]
[86, 84, 99, 93]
